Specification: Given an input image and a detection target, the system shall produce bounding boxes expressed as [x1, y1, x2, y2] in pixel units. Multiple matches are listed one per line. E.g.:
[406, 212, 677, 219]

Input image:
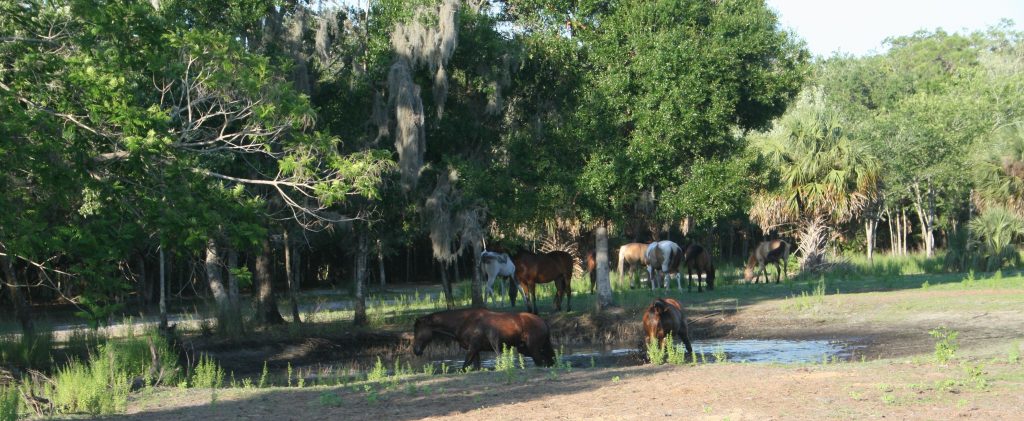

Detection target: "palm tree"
[968, 122, 1024, 270]
[750, 91, 880, 270]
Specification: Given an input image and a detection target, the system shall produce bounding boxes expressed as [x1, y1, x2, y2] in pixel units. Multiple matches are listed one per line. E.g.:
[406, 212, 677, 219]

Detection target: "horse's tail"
[706, 256, 716, 290]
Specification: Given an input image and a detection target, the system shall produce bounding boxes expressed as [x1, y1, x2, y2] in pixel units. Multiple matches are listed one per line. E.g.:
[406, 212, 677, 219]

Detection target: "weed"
[495, 344, 520, 384]
[881, 394, 897, 405]
[367, 357, 387, 383]
[611, 376, 620, 382]
[1008, 341, 1020, 364]
[258, 361, 269, 388]
[929, 327, 959, 364]
[590, 356, 596, 368]
[0, 385, 19, 421]
[962, 364, 989, 390]
[47, 345, 133, 415]
[287, 362, 294, 387]
[192, 354, 224, 403]
[554, 346, 572, 372]
[712, 346, 727, 363]
[645, 336, 666, 365]
[318, 391, 344, 407]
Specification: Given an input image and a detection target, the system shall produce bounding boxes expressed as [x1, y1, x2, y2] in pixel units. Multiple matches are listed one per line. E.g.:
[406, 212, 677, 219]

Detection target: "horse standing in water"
[412, 309, 556, 370]
[642, 298, 693, 357]
[682, 243, 716, 292]
[511, 250, 573, 314]
[646, 240, 683, 290]
[744, 239, 790, 283]
[617, 243, 650, 288]
[480, 251, 523, 305]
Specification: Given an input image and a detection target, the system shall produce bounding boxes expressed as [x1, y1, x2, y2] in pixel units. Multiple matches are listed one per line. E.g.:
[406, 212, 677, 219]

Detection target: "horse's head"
[642, 300, 669, 342]
[743, 253, 757, 281]
[412, 316, 434, 356]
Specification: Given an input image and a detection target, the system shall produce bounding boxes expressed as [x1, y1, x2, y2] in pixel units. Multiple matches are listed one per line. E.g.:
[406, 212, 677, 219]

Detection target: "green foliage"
[0, 385, 19, 421]
[47, 348, 132, 415]
[929, 327, 959, 364]
[495, 344, 522, 383]
[191, 354, 225, 389]
[258, 361, 269, 388]
[645, 336, 667, 365]
[968, 206, 1024, 271]
[367, 357, 388, 383]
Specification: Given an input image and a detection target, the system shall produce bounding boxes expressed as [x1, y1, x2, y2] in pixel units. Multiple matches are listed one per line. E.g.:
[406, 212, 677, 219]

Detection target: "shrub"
[930, 327, 959, 364]
[48, 347, 132, 415]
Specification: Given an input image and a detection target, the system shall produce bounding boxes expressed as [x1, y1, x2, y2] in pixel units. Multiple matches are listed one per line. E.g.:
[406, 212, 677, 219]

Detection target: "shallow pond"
[433, 338, 863, 370]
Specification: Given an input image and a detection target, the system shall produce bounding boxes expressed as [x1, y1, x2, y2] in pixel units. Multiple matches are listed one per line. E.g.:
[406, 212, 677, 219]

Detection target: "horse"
[744, 239, 790, 283]
[480, 251, 524, 305]
[584, 250, 597, 293]
[510, 250, 573, 314]
[682, 243, 715, 292]
[642, 298, 693, 357]
[617, 242, 650, 288]
[645, 240, 684, 290]
[411, 309, 556, 370]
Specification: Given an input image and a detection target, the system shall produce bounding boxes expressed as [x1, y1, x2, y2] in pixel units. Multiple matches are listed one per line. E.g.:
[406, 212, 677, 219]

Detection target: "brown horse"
[642, 298, 693, 356]
[744, 239, 790, 283]
[682, 243, 715, 292]
[411, 309, 556, 370]
[511, 250, 573, 313]
[617, 242, 650, 288]
[585, 250, 597, 293]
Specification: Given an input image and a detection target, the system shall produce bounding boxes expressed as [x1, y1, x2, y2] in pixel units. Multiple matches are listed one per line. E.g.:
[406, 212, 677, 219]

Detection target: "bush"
[48, 347, 132, 415]
[969, 207, 1024, 271]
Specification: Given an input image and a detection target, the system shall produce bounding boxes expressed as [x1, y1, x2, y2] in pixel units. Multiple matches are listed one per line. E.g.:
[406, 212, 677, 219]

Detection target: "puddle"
[431, 338, 863, 370]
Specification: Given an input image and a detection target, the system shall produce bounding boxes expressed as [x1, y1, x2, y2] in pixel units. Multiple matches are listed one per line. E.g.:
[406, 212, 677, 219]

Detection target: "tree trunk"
[135, 254, 149, 309]
[471, 240, 484, 308]
[205, 239, 230, 309]
[354, 230, 368, 326]
[439, 261, 454, 309]
[912, 182, 936, 258]
[284, 230, 301, 324]
[159, 246, 168, 330]
[206, 238, 241, 335]
[595, 222, 614, 310]
[797, 216, 829, 270]
[865, 219, 876, 263]
[1, 252, 34, 335]
[377, 239, 386, 288]
[255, 237, 284, 325]
[227, 249, 240, 311]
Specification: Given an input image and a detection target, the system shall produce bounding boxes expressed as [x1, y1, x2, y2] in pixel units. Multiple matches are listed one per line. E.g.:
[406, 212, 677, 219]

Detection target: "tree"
[750, 91, 880, 269]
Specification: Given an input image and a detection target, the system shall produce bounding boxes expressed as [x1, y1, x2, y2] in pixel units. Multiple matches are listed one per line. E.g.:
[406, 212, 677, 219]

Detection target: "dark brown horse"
[510, 250, 573, 313]
[617, 242, 650, 288]
[642, 298, 693, 356]
[585, 250, 597, 293]
[682, 243, 715, 292]
[411, 309, 555, 370]
[744, 239, 790, 283]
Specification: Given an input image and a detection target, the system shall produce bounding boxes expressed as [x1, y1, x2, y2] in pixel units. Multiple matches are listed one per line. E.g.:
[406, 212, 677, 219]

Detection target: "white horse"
[480, 251, 523, 305]
[646, 240, 684, 290]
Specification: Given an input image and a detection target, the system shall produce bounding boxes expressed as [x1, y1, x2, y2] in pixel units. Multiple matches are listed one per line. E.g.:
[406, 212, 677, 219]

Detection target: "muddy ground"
[103, 285, 1024, 420]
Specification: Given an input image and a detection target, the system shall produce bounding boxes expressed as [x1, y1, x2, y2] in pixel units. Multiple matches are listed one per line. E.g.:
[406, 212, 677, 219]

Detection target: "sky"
[765, 0, 1024, 57]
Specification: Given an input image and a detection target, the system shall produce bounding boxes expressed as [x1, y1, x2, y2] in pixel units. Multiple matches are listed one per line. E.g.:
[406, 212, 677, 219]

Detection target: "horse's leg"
[566, 275, 572, 312]
[676, 322, 694, 355]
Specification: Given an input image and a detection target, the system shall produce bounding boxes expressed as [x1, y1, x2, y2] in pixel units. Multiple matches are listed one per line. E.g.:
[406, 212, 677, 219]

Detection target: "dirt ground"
[112, 287, 1024, 420]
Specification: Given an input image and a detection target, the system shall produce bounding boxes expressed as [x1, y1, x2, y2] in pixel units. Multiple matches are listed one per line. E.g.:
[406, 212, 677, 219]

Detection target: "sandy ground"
[109, 287, 1024, 420]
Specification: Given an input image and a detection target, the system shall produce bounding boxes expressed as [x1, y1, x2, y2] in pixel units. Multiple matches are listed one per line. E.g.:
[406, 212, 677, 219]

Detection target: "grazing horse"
[645, 240, 683, 290]
[584, 250, 597, 293]
[510, 250, 573, 313]
[642, 298, 693, 356]
[744, 240, 790, 283]
[682, 243, 716, 292]
[411, 309, 556, 370]
[480, 251, 523, 305]
[617, 242, 651, 288]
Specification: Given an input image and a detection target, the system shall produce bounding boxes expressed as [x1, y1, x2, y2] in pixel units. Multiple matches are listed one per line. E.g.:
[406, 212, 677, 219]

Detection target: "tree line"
[1, 0, 1019, 336]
